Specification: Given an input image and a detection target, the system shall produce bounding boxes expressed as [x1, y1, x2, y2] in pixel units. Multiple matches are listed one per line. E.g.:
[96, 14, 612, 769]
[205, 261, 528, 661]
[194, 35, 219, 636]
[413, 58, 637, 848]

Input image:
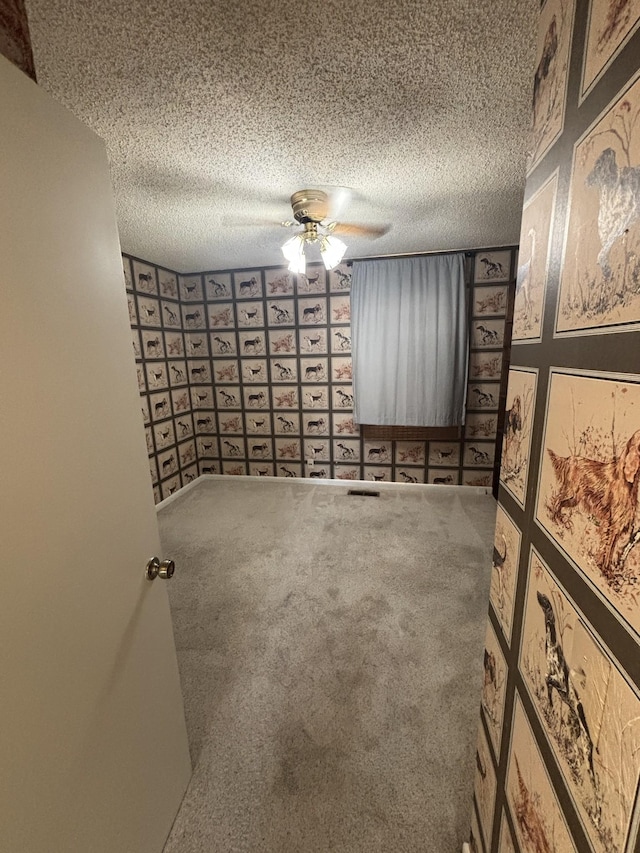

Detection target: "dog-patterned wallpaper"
[124, 248, 518, 498]
[123, 256, 200, 503]
[470, 2, 640, 852]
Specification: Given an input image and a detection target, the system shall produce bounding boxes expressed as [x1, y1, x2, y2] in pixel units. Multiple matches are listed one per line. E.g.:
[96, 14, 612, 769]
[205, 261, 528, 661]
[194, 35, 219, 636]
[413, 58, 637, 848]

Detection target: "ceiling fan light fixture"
[282, 233, 306, 274]
[282, 192, 350, 273]
[288, 253, 306, 275]
[320, 234, 347, 270]
[281, 233, 302, 261]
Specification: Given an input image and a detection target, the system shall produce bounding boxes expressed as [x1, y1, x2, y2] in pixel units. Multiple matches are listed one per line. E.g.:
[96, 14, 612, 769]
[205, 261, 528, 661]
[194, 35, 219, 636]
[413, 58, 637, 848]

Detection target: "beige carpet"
[159, 478, 495, 852]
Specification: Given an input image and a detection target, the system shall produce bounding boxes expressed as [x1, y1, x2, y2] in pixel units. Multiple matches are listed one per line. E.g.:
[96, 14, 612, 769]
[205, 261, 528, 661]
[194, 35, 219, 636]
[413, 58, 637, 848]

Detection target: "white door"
[0, 57, 191, 852]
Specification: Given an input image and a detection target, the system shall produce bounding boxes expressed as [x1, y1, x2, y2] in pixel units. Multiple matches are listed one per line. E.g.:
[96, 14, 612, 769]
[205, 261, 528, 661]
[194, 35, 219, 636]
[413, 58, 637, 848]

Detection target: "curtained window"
[350, 254, 468, 427]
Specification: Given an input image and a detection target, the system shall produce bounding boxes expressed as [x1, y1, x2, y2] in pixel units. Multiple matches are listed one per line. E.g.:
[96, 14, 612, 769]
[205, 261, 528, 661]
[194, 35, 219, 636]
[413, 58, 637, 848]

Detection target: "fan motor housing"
[290, 189, 329, 224]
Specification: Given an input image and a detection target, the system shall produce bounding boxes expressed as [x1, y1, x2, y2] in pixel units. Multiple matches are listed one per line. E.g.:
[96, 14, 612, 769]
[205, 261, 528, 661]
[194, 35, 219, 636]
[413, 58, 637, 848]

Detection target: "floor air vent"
[347, 489, 380, 497]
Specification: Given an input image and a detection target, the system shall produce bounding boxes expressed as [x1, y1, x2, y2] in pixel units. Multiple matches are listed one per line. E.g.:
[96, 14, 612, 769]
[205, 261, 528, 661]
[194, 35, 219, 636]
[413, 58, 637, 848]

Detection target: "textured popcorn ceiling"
[26, 0, 538, 272]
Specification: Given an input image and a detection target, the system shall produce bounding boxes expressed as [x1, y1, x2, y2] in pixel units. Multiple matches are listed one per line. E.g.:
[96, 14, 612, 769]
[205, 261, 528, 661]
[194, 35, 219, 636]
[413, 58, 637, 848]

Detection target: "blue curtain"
[350, 254, 468, 426]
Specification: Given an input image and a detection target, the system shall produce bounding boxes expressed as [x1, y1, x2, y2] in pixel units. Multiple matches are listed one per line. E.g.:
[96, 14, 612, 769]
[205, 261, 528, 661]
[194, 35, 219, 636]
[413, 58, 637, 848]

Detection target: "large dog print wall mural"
[536, 370, 640, 638]
[557, 71, 640, 335]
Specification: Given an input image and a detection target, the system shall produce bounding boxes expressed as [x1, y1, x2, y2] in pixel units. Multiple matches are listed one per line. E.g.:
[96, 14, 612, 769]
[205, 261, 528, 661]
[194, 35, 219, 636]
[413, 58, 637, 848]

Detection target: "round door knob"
[145, 557, 176, 580]
[158, 559, 175, 580]
[146, 557, 160, 580]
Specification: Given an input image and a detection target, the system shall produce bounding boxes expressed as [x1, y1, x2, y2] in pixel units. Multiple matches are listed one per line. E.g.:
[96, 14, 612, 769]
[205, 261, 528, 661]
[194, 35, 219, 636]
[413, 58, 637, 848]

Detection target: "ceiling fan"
[226, 187, 388, 274]
[281, 188, 389, 274]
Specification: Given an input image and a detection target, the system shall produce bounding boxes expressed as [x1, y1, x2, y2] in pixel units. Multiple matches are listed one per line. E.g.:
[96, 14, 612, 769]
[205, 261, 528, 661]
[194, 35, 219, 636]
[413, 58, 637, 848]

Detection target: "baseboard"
[197, 473, 492, 496]
[155, 475, 203, 510]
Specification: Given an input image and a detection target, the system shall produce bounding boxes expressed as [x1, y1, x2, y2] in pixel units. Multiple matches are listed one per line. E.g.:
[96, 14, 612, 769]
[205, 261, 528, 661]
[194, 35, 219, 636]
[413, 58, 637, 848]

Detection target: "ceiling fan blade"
[221, 215, 294, 228]
[323, 186, 354, 221]
[331, 221, 390, 238]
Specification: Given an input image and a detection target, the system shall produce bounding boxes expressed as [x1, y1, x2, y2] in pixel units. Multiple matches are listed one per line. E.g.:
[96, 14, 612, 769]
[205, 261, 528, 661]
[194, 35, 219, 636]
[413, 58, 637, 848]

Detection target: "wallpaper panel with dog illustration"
[506, 695, 578, 853]
[470, 2, 640, 851]
[520, 549, 640, 853]
[513, 171, 557, 343]
[528, 0, 575, 174]
[581, 0, 640, 99]
[536, 370, 640, 639]
[557, 70, 640, 336]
